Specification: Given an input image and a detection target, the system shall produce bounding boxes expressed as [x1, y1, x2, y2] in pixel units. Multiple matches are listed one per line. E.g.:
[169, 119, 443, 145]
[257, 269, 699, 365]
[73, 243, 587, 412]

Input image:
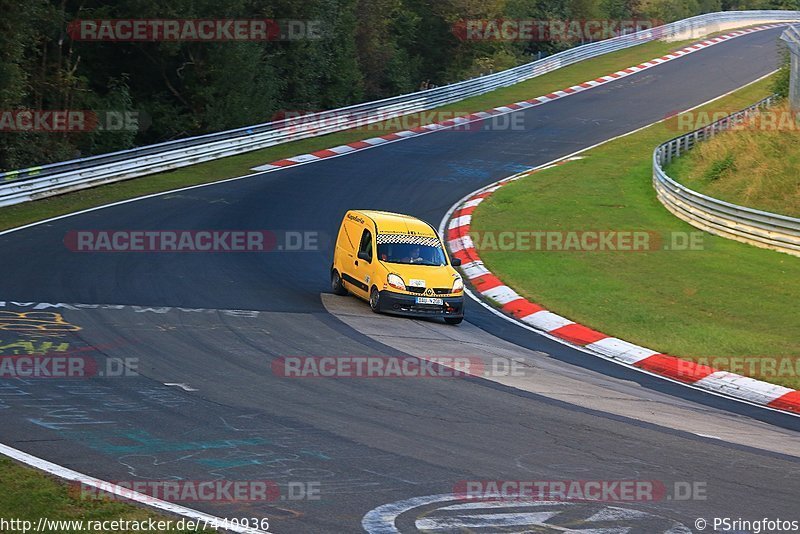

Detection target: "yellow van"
[331, 210, 464, 325]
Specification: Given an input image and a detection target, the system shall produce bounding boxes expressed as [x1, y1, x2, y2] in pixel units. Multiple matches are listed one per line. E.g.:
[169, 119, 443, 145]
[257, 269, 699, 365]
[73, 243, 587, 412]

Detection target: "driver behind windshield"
[377, 239, 446, 266]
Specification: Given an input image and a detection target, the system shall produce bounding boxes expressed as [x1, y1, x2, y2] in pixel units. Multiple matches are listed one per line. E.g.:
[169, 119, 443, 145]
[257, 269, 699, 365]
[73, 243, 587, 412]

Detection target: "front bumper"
[376, 290, 464, 318]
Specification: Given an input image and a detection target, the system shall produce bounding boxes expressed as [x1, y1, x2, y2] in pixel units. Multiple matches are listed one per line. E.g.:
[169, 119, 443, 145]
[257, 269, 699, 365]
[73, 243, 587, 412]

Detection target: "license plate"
[416, 297, 443, 305]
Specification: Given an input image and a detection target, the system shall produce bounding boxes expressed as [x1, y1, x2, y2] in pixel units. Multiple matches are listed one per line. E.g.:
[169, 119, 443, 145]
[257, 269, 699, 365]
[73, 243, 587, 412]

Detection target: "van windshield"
[377, 243, 447, 266]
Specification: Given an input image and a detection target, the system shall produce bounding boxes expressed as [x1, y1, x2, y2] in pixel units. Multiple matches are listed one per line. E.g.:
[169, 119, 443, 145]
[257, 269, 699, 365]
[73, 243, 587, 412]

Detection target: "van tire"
[369, 287, 381, 313]
[444, 317, 463, 325]
[331, 270, 348, 296]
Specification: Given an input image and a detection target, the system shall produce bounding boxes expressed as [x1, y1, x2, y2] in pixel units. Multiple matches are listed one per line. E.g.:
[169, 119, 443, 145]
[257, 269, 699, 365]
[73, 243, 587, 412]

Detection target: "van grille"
[406, 287, 452, 295]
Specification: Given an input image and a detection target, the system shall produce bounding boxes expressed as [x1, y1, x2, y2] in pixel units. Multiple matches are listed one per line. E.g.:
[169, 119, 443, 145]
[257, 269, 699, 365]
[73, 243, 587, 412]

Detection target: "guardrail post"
[781, 25, 800, 110]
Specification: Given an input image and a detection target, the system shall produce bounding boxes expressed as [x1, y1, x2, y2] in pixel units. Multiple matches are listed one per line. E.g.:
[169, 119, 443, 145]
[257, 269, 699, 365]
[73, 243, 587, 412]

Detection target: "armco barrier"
[653, 95, 800, 256]
[2, 11, 800, 207]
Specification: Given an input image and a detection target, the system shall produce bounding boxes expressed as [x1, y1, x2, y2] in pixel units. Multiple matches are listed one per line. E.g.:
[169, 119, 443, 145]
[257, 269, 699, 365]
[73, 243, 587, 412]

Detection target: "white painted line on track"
[164, 383, 199, 392]
[362, 492, 690, 533]
[415, 511, 561, 530]
[0, 443, 272, 534]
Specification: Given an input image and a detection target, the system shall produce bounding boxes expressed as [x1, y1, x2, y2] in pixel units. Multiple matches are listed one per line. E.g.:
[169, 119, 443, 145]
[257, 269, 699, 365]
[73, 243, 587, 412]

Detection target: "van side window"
[358, 229, 373, 262]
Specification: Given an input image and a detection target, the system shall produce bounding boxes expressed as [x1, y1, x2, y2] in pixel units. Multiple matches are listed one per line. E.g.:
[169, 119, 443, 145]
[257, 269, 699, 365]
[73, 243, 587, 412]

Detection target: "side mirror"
[358, 250, 371, 262]
[451, 257, 462, 266]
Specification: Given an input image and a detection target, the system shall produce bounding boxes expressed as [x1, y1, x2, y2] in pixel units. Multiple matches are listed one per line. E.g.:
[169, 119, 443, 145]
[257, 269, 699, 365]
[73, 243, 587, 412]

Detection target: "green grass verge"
[665, 102, 800, 218]
[0, 457, 212, 533]
[1, 37, 702, 232]
[470, 75, 800, 390]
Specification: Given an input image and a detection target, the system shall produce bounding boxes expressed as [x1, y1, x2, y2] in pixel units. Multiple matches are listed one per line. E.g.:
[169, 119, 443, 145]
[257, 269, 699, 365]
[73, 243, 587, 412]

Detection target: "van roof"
[356, 210, 438, 237]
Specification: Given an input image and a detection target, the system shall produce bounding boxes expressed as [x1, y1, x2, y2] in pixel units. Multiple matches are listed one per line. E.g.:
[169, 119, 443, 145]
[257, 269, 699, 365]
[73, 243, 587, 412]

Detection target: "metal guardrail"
[2, 10, 800, 207]
[653, 95, 800, 256]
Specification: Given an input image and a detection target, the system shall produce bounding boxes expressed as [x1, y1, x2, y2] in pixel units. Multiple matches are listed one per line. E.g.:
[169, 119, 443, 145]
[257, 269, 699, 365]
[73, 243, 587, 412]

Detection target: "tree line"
[1, 0, 796, 171]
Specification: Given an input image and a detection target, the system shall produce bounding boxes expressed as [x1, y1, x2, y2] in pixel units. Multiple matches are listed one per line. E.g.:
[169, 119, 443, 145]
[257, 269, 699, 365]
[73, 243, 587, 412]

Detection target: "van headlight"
[452, 277, 464, 293]
[387, 274, 406, 291]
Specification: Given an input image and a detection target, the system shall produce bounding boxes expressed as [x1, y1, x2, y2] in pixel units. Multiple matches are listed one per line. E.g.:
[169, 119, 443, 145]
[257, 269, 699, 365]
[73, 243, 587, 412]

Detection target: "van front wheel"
[369, 287, 381, 313]
[331, 270, 348, 296]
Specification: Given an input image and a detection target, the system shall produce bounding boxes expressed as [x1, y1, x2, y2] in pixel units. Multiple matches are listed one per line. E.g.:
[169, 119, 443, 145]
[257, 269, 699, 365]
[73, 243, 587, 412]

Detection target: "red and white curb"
[251, 24, 786, 173]
[442, 160, 800, 417]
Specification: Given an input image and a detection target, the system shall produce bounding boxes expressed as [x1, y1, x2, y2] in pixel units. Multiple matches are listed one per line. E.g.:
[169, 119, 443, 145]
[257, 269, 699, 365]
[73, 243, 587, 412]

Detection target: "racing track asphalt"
[0, 27, 797, 533]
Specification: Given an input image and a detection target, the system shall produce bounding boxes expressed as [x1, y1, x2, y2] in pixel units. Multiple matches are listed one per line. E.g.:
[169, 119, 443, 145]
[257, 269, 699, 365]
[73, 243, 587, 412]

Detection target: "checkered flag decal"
[377, 234, 440, 247]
